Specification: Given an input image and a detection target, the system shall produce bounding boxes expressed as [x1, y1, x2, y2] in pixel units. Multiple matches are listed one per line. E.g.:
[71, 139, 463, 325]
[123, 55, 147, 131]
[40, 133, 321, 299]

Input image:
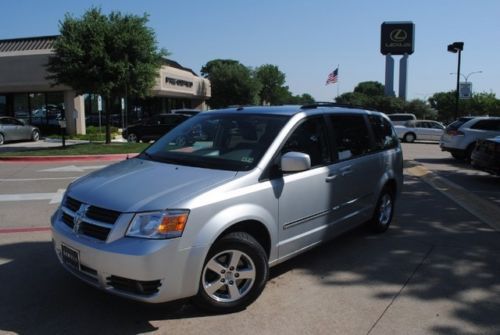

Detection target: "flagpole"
[336, 64, 340, 99]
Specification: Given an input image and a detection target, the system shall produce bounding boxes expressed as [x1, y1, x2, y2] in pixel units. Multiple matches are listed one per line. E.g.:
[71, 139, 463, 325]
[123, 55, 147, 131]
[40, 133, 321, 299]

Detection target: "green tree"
[255, 64, 286, 105]
[405, 99, 436, 119]
[353, 81, 385, 96]
[428, 91, 456, 122]
[200, 59, 240, 78]
[202, 60, 261, 108]
[47, 7, 165, 143]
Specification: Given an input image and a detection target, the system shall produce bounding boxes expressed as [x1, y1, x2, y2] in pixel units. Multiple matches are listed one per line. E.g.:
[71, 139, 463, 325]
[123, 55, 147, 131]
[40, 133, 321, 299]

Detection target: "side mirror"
[280, 152, 311, 172]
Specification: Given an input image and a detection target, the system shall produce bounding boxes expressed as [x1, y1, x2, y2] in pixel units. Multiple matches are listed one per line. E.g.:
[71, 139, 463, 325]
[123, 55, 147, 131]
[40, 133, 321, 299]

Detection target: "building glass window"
[13, 93, 29, 122]
[0, 95, 6, 116]
[29, 93, 45, 126]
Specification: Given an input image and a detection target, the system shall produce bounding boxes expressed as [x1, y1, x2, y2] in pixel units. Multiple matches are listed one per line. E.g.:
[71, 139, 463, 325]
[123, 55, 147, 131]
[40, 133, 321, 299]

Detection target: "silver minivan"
[51, 104, 403, 313]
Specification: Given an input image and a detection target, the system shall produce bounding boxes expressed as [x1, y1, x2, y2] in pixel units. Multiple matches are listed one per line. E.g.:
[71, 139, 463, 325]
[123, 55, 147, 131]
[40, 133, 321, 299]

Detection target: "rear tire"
[194, 232, 268, 313]
[403, 133, 416, 143]
[0, 133, 4, 145]
[127, 133, 139, 143]
[369, 188, 394, 233]
[464, 143, 476, 163]
[451, 152, 465, 160]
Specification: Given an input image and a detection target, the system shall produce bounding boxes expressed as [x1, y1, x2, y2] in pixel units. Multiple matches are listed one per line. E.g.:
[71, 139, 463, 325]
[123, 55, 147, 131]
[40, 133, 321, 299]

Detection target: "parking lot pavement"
[1, 167, 500, 334]
[401, 142, 500, 208]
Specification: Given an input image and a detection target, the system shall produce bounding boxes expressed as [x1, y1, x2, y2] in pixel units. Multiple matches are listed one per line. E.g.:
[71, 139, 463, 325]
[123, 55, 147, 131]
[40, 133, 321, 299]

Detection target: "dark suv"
[122, 113, 189, 143]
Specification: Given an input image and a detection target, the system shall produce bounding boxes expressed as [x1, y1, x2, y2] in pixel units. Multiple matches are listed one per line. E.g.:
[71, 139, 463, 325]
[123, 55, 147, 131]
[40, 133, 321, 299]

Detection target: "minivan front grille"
[86, 206, 120, 224]
[62, 196, 120, 242]
[65, 197, 82, 212]
[107, 275, 162, 296]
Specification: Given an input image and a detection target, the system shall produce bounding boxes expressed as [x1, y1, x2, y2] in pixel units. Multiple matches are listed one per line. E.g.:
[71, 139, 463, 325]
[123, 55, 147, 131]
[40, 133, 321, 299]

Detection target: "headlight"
[126, 210, 189, 239]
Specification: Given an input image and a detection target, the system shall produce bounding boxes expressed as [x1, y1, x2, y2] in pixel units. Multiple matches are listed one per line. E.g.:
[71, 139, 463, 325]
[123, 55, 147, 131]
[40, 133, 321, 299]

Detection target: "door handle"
[340, 166, 353, 176]
[325, 174, 338, 182]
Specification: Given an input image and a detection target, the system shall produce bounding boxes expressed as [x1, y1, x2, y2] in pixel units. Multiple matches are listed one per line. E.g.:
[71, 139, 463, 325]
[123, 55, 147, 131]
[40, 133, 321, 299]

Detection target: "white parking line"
[39, 165, 106, 172]
[0, 189, 65, 204]
[0, 177, 77, 182]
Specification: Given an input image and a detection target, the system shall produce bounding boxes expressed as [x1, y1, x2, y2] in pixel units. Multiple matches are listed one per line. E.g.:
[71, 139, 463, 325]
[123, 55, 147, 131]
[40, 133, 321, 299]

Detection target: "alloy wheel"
[202, 249, 256, 303]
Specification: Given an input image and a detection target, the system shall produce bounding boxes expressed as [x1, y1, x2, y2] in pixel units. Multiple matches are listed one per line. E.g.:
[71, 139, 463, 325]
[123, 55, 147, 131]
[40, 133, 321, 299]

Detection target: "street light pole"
[447, 42, 464, 120]
[450, 70, 483, 82]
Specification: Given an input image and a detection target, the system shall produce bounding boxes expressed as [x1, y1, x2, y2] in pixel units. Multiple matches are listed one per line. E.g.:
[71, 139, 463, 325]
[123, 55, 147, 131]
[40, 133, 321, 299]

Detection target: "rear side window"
[471, 119, 500, 131]
[368, 115, 398, 150]
[447, 117, 474, 131]
[329, 115, 372, 161]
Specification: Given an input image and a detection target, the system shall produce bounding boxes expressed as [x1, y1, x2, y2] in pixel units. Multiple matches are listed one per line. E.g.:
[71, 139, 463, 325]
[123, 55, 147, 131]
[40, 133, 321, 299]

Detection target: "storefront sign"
[381, 22, 415, 55]
[165, 77, 193, 88]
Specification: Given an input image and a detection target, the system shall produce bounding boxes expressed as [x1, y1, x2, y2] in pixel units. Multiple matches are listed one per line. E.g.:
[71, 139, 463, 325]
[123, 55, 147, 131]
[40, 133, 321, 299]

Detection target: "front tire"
[0, 133, 4, 145]
[194, 232, 268, 313]
[369, 188, 394, 233]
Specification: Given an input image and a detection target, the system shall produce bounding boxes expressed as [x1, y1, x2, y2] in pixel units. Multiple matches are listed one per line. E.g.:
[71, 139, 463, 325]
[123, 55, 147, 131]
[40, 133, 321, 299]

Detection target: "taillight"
[446, 129, 464, 136]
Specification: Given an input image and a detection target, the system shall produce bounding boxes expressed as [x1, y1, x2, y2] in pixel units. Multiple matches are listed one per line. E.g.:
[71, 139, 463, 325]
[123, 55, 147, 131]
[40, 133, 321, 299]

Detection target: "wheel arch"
[215, 220, 272, 260]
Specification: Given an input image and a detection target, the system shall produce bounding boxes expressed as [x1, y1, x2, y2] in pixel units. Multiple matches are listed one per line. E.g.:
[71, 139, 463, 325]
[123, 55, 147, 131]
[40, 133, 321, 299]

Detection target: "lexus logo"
[73, 204, 89, 234]
[390, 29, 407, 42]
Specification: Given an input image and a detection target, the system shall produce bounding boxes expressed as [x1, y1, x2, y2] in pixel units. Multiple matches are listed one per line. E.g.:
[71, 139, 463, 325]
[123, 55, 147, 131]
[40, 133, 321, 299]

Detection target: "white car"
[395, 120, 445, 142]
[441, 117, 500, 160]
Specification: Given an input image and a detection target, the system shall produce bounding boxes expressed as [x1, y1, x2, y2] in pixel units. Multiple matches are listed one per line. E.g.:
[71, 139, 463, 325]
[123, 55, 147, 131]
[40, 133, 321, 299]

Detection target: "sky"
[2, 0, 499, 102]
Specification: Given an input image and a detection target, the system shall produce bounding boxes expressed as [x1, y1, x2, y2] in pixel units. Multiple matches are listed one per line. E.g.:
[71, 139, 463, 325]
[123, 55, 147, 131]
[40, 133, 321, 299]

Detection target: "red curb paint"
[0, 227, 52, 234]
[0, 153, 138, 163]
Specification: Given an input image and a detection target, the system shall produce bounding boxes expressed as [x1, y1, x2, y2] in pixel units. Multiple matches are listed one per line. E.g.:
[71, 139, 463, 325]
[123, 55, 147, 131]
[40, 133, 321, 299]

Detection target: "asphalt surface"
[0, 142, 499, 334]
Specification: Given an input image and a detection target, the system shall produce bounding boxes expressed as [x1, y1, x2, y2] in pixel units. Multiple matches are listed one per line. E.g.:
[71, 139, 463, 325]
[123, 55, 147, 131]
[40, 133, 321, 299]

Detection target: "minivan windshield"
[141, 113, 290, 171]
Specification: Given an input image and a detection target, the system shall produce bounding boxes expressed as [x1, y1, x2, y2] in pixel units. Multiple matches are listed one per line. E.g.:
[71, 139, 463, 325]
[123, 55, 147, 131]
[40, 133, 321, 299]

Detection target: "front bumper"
[51, 209, 206, 303]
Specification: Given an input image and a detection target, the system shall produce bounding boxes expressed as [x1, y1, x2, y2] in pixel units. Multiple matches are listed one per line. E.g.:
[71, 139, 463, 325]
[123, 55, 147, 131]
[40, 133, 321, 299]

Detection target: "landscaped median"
[0, 143, 149, 161]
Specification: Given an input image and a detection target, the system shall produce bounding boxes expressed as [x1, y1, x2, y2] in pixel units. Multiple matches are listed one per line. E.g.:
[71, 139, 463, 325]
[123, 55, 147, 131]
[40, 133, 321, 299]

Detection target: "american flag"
[326, 68, 338, 85]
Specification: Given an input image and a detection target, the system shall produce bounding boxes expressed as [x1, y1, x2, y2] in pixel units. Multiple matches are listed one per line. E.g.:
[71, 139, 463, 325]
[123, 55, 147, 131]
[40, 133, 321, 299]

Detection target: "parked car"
[122, 113, 189, 142]
[440, 116, 500, 160]
[51, 104, 403, 313]
[30, 105, 63, 126]
[387, 113, 417, 126]
[471, 136, 500, 175]
[0, 116, 40, 145]
[394, 120, 445, 142]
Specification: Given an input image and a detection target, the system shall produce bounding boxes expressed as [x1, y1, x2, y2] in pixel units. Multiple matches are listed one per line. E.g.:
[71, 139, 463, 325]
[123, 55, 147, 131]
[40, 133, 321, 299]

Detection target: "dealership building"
[0, 35, 211, 135]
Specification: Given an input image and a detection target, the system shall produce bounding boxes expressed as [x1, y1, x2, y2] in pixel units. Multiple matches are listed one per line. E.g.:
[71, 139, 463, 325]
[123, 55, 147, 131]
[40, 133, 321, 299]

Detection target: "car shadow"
[1, 175, 499, 334]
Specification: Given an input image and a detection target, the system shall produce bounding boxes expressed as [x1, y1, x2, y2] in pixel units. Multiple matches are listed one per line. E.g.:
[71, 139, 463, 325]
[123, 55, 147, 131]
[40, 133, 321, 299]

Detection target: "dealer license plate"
[61, 244, 80, 270]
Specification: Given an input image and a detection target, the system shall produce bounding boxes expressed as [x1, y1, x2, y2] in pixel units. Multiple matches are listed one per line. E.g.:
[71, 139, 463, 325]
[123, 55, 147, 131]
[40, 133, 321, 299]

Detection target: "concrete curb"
[405, 160, 500, 232]
[0, 153, 138, 162]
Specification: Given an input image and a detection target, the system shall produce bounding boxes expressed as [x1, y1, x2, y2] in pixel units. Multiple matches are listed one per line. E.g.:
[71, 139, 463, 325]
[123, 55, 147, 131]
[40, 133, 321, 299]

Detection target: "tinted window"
[368, 115, 398, 150]
[446, 117, 474, 131]
[282, 117, 330, 168]
[471, 119, 500, 131]
[329, 115, 372, 160]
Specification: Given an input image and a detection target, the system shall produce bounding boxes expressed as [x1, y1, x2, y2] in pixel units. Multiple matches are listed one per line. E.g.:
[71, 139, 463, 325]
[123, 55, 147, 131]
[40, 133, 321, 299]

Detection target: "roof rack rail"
[300, 102, 379, 111]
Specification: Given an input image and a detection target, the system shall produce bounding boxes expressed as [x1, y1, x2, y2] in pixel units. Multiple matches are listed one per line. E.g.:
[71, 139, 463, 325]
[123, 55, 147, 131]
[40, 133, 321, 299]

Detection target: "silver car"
[51, 105, 403, 313]
[395, 120, 445, 142]
[0, 116, 40, 145]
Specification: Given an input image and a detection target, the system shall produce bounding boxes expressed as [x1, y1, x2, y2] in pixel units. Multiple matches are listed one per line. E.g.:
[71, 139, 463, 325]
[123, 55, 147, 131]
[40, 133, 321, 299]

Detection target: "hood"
[68, 158, 237, 212]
